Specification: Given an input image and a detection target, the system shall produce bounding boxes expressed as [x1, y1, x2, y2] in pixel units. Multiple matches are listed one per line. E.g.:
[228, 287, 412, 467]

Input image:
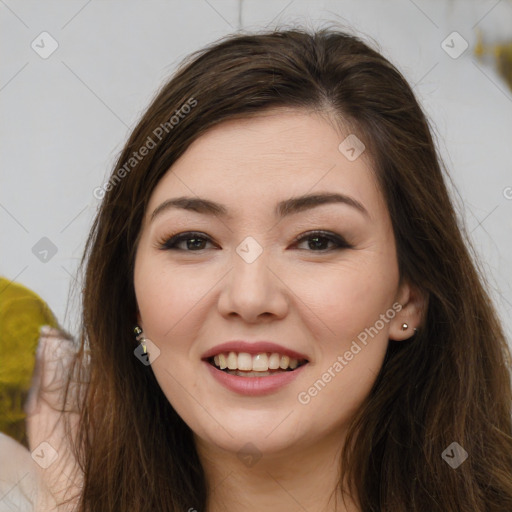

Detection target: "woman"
[29, 27, 512, 511]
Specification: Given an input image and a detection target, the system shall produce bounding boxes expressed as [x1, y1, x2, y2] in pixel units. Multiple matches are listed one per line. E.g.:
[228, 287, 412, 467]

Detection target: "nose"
[217, 247, 289, 323]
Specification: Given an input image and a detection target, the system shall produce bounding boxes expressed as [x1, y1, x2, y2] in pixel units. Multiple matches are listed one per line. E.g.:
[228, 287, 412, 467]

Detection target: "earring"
[134, 326, 147, 354]
[401, 323, 419, 335]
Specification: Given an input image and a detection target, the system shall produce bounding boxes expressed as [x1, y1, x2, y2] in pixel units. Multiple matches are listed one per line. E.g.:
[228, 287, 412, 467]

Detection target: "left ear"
[388, 278, 427, 341]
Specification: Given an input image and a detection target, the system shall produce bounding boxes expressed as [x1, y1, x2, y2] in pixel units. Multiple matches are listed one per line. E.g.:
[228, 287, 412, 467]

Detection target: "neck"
[195, 429, 359, 512]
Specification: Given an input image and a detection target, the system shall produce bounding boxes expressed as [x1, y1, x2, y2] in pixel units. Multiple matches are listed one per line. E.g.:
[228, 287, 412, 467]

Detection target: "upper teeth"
[213, 352, 303, 371]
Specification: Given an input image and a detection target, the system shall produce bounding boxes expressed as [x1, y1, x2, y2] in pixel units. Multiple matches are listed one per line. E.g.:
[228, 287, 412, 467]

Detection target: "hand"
[24, 326, 84, 511]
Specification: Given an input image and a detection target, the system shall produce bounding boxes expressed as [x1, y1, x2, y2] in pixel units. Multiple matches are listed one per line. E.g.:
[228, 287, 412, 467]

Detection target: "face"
[133, 108, 415, 458]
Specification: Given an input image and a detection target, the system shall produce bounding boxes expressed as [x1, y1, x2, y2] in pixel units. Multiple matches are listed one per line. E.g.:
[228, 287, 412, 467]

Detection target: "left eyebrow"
[150, 192, 370, 222]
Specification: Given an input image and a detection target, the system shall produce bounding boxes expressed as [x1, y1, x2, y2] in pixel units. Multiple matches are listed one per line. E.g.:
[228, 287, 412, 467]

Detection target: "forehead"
[146, 109, 385, 221]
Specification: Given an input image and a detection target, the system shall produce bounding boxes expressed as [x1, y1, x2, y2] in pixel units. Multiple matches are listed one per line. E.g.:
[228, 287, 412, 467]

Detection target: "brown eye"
[159, 232, 215, 251]
[293, 231, 353, 251]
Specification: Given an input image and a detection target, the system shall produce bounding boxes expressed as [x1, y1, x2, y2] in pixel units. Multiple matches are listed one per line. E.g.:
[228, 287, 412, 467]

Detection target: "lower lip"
[203, 360, 308, 396]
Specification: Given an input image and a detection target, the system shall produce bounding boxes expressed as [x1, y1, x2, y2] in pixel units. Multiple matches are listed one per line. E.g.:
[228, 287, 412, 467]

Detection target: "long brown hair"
[63, 27, 512, 511]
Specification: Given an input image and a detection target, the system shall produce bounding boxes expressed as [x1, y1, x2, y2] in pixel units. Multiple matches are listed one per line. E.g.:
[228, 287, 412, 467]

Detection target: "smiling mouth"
[207, 351, 309, 377]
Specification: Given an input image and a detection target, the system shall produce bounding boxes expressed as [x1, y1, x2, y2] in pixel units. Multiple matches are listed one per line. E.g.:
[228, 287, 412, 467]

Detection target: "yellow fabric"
[0, 278, 58, 446]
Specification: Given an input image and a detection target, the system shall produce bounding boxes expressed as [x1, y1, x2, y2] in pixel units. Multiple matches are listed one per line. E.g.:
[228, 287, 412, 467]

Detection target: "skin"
[25, 328, 82, 512]
[133, 108, 424, 512]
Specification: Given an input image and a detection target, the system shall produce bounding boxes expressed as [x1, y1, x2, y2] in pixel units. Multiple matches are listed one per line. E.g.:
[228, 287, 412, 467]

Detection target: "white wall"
[1, 0, 511, 342]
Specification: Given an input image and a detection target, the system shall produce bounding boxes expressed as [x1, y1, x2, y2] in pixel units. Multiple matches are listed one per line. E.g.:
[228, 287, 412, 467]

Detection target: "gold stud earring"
[401, 323, 408, 330]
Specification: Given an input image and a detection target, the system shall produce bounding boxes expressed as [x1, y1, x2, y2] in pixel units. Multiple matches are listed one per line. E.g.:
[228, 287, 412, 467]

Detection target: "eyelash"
[157, 230, 353, 253]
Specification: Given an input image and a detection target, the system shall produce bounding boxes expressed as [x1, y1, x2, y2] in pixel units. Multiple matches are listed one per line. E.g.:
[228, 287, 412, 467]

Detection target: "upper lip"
[202, 341, 309, 361]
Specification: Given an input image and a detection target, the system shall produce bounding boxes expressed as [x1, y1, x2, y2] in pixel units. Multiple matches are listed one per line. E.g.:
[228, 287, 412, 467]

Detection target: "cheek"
[292, 266, 396, 426]
[134, 256, 207, 409]
[289, 255, 399, 346]
[134, 256, 212, 341]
